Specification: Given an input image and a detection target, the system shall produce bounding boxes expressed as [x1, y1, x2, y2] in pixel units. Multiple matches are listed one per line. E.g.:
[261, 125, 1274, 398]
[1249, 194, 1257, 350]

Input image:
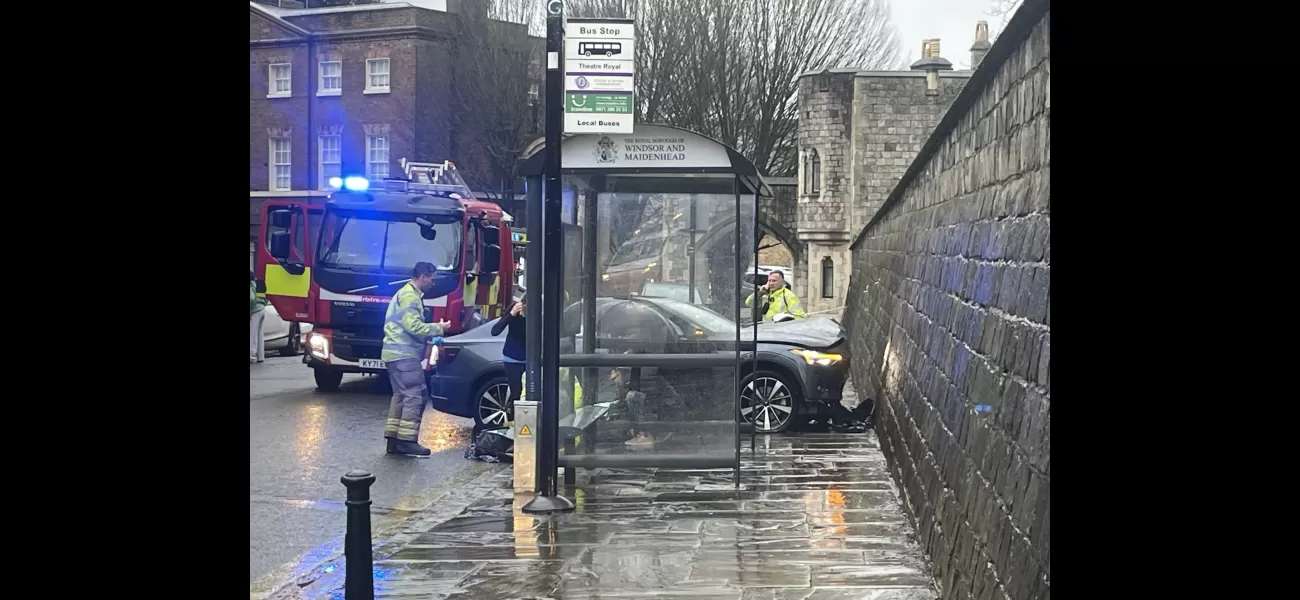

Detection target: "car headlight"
[308, 334, 330, 360]
[792, 349, 842, 366]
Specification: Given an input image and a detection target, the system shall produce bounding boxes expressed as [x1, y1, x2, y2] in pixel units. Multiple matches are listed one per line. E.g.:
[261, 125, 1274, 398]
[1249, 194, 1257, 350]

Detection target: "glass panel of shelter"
[556, 173, 754, 467]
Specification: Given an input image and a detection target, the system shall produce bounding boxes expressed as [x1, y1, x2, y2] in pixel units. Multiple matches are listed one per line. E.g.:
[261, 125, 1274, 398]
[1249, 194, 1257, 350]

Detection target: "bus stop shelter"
[519, 124, 769, 481]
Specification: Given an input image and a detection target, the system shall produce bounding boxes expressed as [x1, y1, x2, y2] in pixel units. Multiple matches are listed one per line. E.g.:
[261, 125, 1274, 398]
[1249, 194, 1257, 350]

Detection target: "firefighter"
[383, 262, 451, 457]
[744, 270, 807, 322]
[250, 271, 267, 363]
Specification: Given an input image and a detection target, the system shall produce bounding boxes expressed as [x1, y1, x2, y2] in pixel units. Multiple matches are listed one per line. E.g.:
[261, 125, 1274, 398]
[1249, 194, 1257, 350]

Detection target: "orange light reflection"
[418, 411, 471, 453]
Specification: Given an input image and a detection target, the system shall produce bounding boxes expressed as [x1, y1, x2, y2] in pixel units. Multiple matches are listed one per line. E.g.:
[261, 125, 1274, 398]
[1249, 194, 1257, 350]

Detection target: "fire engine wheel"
[314, 368, 344, 393]
[473, 375, 513, 429]
[279, 324, 301, 357]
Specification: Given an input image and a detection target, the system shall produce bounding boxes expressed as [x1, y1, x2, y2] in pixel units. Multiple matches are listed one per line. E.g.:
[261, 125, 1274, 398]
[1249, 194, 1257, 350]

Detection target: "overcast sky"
[889, 0, 1000, 70]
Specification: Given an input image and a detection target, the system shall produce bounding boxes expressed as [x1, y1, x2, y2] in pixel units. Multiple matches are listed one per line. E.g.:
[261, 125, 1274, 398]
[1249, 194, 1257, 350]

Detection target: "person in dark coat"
[491, 297, 527, 409]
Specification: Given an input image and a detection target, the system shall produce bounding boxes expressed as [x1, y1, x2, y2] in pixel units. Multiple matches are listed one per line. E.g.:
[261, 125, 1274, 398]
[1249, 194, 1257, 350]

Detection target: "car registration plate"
[359, 359, 386, 369]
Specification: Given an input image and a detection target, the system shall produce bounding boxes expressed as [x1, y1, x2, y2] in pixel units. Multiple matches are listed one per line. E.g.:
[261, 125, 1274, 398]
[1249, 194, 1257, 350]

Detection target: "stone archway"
[692, 213, 806, 314]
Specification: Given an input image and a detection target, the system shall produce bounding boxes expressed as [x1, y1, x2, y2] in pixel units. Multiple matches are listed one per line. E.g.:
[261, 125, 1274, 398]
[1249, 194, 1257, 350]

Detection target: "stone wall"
[796, 71, 857, 235]
[795, 65, 968, 318]
[842, 2, 1049, 600]
[850, 73, 968, 234]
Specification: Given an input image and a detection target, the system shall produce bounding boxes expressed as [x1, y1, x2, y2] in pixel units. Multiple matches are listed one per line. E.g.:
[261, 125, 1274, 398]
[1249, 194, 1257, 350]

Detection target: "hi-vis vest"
[381, 282, 432, 362]
[746, 287, 806, 322]
[516, 369, 587, 443]
[519, 369, 584, 408]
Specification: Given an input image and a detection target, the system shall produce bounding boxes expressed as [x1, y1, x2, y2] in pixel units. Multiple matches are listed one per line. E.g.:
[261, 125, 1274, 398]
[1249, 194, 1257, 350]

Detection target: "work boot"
[391, 440, 432, 457]
[386, 438, 398, 454]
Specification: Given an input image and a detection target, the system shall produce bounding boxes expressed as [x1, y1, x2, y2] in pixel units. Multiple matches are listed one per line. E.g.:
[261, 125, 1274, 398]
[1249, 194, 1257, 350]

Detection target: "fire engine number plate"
[360, 359, 387, 370]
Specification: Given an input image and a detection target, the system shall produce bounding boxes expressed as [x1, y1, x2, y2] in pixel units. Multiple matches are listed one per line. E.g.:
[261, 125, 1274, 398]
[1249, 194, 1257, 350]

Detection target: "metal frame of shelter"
[519, 123, 769, 492]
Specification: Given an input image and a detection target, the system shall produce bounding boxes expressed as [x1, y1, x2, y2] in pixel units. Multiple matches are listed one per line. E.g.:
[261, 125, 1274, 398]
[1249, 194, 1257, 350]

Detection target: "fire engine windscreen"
[318, 212, 463, 273]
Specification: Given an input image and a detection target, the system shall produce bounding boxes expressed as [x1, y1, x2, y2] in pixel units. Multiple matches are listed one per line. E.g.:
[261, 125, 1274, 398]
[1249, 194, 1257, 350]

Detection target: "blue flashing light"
[343, 176, 370, 192]
[327, 176, 343, 189]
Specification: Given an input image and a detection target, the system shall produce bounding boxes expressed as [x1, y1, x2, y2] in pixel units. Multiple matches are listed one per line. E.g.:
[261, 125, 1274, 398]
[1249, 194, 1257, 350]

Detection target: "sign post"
[564, 18, 635, 135]
[523, 0, 575, 515]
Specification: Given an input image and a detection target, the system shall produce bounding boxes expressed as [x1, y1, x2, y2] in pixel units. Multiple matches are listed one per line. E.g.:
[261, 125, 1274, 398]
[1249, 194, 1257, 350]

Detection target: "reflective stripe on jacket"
[381, 282, 434, 362]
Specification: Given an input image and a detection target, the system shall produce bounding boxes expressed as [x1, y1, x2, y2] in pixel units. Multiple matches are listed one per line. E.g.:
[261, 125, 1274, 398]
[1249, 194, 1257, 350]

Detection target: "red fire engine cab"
[256, 160, 514, 391]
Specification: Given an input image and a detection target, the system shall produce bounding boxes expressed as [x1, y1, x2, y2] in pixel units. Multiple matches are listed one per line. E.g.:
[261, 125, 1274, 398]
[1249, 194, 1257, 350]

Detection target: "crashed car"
[427, 296, 852, 434]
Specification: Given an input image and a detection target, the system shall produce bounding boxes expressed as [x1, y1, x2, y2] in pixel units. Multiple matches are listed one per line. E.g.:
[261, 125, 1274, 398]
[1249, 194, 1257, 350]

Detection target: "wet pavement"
[276, 424, 938, 600]
[250, 357, 493, 593]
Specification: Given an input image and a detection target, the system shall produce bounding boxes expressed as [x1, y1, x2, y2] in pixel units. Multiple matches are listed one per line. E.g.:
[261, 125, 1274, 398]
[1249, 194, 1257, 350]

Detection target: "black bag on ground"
[464, 427, 513, 463]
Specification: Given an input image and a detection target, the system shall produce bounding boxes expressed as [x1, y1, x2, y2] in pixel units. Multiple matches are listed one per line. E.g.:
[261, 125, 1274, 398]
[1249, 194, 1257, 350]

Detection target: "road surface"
[250, 356, 486, 587]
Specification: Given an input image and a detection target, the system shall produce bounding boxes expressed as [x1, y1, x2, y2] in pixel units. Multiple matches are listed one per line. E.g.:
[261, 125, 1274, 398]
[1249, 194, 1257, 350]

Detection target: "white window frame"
[317, 61, 342, 97]
[364, 58, 391, 94]
[366, 134, 390, 179]
[268, 63, 292, 99]
[318, 134, 343, 188]
[318, 134, 342, 190]
[269, 137, 292, 191]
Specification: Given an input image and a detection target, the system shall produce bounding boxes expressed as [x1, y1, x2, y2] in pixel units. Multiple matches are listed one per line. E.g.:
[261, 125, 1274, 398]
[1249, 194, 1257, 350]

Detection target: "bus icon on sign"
[579, 42, 622, 57]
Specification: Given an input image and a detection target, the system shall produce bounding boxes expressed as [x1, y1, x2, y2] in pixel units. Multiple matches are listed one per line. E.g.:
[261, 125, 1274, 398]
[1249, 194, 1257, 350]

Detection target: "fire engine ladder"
[383, 158, 474, 198]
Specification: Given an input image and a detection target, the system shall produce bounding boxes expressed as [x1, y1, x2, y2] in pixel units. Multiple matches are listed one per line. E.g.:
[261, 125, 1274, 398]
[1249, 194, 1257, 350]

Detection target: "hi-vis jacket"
[745, 286, 807, 322]
[381, 282, 443, 362]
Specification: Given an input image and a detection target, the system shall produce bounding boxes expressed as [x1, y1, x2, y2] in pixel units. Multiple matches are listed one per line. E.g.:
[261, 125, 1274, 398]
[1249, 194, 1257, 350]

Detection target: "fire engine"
[255, 160, 514, 391]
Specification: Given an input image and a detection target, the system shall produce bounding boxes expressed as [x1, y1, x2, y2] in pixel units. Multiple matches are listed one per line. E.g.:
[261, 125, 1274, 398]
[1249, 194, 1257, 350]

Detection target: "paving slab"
[277, 427, 938, 600]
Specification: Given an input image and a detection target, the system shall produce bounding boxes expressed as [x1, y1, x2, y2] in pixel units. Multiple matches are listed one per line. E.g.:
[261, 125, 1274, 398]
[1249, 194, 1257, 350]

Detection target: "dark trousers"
[503, 361, 525, 403]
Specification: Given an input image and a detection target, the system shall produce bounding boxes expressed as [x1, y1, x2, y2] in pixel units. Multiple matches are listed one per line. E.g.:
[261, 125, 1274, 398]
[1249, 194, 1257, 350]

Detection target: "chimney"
[970, 21, 992, 69]
[910, 37, 953, 95]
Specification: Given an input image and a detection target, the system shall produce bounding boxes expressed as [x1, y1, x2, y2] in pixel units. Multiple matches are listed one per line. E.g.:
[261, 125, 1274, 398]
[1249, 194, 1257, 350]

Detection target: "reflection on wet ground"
[292, 431, 939, 600]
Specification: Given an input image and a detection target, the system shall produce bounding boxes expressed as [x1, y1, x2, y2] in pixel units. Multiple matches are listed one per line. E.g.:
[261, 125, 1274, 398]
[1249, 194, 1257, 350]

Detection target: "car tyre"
[739, 369, 799, 434]
[472, 374, 514, 429]
[279, 324, 301, 357]
[314, 368, 344, 392]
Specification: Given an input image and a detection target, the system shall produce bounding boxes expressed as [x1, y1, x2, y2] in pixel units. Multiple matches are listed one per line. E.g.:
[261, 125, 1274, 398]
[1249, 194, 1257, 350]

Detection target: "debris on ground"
[803, 400, 874, 433]
[464, 427, 513, 463]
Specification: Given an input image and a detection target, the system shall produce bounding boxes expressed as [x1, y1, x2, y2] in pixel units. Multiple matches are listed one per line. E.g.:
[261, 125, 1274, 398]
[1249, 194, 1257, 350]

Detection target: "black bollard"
[341, 470, 376, 600]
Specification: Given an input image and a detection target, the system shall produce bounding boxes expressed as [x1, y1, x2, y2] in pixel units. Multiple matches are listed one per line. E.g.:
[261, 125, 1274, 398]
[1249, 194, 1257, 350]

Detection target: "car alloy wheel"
[477, 382, 513, 427]
[741, 375, 794, 433]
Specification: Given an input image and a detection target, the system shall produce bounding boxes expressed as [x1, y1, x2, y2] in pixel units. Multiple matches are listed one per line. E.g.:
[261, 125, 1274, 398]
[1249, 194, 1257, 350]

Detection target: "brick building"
[248, 1, 540, 241]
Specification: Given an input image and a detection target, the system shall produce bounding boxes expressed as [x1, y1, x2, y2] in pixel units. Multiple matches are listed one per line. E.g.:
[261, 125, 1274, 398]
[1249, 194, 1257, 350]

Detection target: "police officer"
[383, 262, 450, 457]
[745, 270, 807, 322]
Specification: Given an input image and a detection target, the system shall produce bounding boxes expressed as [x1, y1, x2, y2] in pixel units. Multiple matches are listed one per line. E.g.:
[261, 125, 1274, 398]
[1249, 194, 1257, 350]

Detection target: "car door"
[261, 304, 289, 345]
